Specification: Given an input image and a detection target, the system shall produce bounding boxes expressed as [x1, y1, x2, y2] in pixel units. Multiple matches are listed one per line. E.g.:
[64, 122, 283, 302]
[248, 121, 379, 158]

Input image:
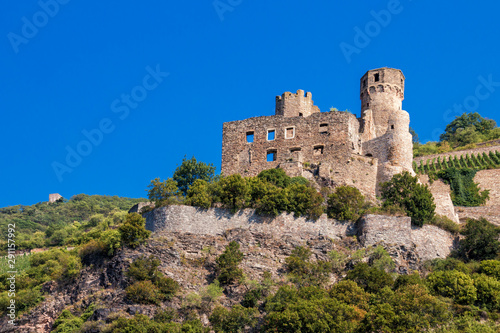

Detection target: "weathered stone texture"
[456, 206, 500, 226]
[358, 214, 455, 264]
[144, 205, 355, 241]
[49, 193, 62, 203]
[128, 202, 155, 214]
[419, 175, 459, 223]
[145, 206, 457, 267]
[475, 169, 500, 206]
[221, 67, 414, 201]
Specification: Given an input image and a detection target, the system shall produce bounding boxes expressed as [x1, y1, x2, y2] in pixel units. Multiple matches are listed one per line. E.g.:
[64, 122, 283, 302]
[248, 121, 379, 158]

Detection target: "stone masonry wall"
[418, 175, 459, 223]
[144, 205, 356, 240]
[221, 111, 362, 177]
[358, 214, 456, 266]
[144, 206, 457, 265]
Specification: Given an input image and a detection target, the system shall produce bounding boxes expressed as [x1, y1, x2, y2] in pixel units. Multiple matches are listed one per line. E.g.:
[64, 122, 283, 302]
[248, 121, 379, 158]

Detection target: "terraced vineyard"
[413, 150, 500, 174]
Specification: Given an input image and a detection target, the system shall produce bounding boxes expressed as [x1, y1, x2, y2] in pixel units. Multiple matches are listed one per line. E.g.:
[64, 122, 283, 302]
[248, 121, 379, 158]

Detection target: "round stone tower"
[360, 67, 405, 138]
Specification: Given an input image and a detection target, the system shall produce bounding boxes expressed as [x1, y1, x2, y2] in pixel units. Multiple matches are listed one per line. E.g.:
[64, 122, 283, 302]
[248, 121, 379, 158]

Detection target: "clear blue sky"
[1, 0, 499, 207]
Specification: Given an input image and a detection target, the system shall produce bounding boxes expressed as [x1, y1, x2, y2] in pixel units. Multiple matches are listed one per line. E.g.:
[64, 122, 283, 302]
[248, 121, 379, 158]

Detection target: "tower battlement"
[275, 89, 320, 118]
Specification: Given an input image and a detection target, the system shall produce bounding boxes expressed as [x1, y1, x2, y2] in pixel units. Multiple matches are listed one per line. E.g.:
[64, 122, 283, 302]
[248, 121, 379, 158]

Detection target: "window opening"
[267, 129, 275, 141]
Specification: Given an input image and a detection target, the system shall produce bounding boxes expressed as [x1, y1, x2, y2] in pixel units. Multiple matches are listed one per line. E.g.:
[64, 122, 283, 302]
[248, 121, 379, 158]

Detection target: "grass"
[0, 253, 31, 275]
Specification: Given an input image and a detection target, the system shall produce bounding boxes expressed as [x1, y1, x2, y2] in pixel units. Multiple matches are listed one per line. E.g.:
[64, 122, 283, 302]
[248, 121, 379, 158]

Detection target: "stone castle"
[221, 67, 413, 198]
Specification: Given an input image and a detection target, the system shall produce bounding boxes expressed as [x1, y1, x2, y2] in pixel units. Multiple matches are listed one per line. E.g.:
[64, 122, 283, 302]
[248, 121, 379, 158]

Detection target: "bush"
[216, 175, 250, 213]
[126, 280, 161, 304]
[147, 177, 180, 205]
[327, 186, 367, 221]
[393, 271, 425, 290]
[186, 179, 212, 209]
[459, 218, 500, 261]
[285, 184, 324, 220]
[426, 270, 477, 305]
[345, 262, 394, 293]
[428, 215, 461, 234]
[127, 255, 161, 282]
[285, 246, 332, 287]
[257, 168, 291, 188]
[438, 168, 489, 207]
[380, 171, 436, 226]
[329, 280, 370, 311]
[216, 241, 244, 285]
[209, 305, 258, 333]
[480, 260, 500, 280]
[118, 213, 151, 249]
[473, 273, 500, 311]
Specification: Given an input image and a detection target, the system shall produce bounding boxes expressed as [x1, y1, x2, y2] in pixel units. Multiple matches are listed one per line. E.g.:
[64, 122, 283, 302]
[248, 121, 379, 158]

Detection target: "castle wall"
[144, 206, 456, 267]
[144, 205, 355, 240]
[418, 175, 459, 223]
[275, 90, 320, 118]
[221, 111, 362, 177]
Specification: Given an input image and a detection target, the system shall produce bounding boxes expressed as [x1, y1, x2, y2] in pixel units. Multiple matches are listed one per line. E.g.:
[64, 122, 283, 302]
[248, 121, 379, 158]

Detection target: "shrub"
[257, 168, 291, 188]
[78, 240, 106, 265]
[428, 215, 461, 234]
[327, 186, 367, 221]
[118, 213, 151, 249]
[126, 280, 160, 304]
[480, 260, 500, 280]
[209, 305, 258, 333]
[473, 273, 500, 311]
[216, 175, 250, 213]
[289, 176, 309, 186]
[459, 218, 500, 261]
[393, 271, 425, 290]
[185, 179, 212, 209]
[438, 168, 489, 206]
[345, 262, 394, 293]
[426, 270, 477, 305]
[147, 177, 180, 205]
[368, 246, 395, 273]
[100, 229, 121, 256]
[329, 280, 370, 311]
[380, 171, 436, 226]
[285, 184, 324, 220]
[285, 246, 332, 287]
[216, 241, 244, 285]
[127, 255, 161, 282]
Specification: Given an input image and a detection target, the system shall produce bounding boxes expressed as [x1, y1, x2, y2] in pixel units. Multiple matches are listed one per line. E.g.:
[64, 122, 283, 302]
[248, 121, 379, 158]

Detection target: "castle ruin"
[221, 67, 414, 199]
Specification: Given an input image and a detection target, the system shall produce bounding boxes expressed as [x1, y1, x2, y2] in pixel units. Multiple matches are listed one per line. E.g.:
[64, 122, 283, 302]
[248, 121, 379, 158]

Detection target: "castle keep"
[221, 67, 414, 198]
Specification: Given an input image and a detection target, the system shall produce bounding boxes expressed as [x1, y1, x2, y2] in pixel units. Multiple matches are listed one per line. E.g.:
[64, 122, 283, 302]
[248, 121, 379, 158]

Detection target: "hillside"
[0, 194, 146, 254]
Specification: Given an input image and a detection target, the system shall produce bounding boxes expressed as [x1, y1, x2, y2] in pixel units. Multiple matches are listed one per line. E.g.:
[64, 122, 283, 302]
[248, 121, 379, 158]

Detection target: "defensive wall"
[144, 205, 456, 264]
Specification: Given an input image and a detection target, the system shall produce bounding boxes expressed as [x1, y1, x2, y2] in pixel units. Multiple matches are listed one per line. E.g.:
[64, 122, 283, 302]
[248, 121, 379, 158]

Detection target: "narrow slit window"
[267, 150, 277, 162]
[285, 127, 295, 139]
[391, 125, 395, 129]
[319, 123, 328, 134]
[267, 129, 275, 141]
[374, 73, 380, 82]
[246, 131, 254, 143]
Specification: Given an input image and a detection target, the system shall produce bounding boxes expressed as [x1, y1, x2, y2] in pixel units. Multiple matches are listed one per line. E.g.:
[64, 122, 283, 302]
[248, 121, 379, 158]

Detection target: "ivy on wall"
[437, 167, 490, 207]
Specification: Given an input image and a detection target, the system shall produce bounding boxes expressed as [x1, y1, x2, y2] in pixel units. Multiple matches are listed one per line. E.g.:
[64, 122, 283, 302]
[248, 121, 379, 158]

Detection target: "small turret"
[275, 89, 320, 117]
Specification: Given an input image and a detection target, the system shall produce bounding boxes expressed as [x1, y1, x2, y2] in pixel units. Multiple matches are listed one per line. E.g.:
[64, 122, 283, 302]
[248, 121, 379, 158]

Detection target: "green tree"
[345, 262, 394, 293]
[327, 186, 367, 221]
[440, 112, 496, 145]
[216, 241, 244, 285]
[118, 213, 151, 249]
[426, 270, 477, 305]
[185, 179, 212, 209]
[146, 177, 179, 205]
[257, 168, 291, 188]
[285, 246, 332, 287]
[285, 184, 325, 220]
[173, 156, 216, 195]
[409, 127, 419, 144]
[209, 305, 258, 333]
[216, 174, 250, 213]
[459, 218, 500, 261]
[380, 171, 436, 226]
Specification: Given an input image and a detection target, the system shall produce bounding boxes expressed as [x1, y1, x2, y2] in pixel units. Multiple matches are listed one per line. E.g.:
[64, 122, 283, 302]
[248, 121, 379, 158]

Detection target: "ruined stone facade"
[221, 67, 413, 198]
[48, 193, 62, 203]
